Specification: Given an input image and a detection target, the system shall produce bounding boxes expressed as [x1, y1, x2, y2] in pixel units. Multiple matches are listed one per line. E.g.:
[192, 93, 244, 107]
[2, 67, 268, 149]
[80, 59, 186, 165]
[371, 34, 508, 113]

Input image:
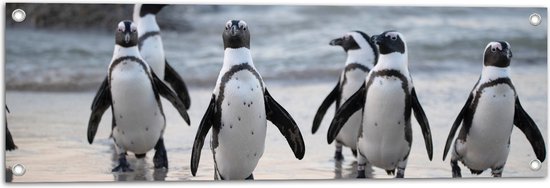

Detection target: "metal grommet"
[12, 9, 26, 22]
[529, 159, 542, 171]
[529, 13, 542, 26]
[12, 164, 26, 176]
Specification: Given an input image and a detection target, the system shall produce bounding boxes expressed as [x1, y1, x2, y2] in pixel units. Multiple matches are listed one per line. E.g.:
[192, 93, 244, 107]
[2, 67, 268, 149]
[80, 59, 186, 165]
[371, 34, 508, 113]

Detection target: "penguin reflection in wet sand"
[327, 31, 433, 178]
[443, 41, 546, 178]
[191, 20, 305, 180]
[87, 20, 190, 172]
[312, 31, 378, 161]
[133, 4, 191, 109]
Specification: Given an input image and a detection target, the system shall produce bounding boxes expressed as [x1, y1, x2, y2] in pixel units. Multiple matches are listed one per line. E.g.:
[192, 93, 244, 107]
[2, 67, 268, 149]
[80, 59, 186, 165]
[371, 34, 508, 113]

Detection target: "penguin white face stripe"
[348, 32, 370, 51]
[487, 42, 503, 52]
[385, 32, 401, 41]
[238, 20, 248, 29]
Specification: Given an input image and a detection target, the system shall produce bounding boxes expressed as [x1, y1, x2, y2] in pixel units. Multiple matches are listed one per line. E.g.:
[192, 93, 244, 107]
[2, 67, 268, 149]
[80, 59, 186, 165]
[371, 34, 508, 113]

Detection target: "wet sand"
[4, 65, 547, 182]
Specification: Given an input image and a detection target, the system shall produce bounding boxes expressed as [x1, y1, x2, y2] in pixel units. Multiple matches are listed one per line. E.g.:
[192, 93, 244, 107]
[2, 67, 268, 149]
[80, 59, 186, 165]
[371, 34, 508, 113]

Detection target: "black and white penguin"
[190, 20, 305, 180]
[312, 31, 378, 160]
[443, 41, 546, 178]
[5, 106, 17, 151]
[327, 31, 433, 178]
[87, 20, 190, 172]
[133, 4, 191, 109]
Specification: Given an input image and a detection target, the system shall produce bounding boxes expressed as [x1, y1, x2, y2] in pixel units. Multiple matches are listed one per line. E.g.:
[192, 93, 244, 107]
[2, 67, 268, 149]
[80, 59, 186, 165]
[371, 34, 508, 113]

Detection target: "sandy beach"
[5, 64, 547, 182]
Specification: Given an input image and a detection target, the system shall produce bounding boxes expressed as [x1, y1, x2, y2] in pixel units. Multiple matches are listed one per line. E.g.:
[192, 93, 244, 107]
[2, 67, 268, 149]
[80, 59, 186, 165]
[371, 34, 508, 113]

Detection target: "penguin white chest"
[110, 61, 165, 154]
[336, 69, 368, 148]
[140, 36, 166, 79]
[360, 75, 409, 169]
[462, 84, 515, 169]
[213, 70, 267, 179]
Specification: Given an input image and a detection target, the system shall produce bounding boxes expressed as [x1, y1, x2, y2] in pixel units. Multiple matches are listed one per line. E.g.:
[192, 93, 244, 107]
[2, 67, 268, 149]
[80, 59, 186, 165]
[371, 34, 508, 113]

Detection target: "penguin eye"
[117, 28, 124, 32]
[243, 26, 247, 31]
[491, 48, 497, 52]
[390, 36, 397, 40]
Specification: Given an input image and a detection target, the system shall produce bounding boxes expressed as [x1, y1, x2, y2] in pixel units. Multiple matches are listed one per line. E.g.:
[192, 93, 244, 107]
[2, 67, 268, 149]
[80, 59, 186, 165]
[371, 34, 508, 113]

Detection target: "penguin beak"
[330, 38, 344, 46]
[371, 35, 381, 45]
[124, 33, 131, 43]
[231, 25, 239, 36]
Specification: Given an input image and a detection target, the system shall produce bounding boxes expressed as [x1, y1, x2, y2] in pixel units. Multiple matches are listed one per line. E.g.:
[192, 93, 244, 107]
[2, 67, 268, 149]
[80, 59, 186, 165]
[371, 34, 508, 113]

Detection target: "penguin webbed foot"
[245, 174, 254, 180]
[153, 138, 169, 169]
[451, 160, 462, 178]
[334, 151, 344, 161]
[356, 163, 366, 178]
[112, 156, 133, 172]
[395, 168, 405, 178]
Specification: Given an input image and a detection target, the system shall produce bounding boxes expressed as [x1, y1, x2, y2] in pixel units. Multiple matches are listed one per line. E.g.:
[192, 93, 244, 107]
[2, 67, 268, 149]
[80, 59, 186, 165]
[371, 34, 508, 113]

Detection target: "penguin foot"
[357, 163, 366, 178]
[356, 170, 366, 178]
[153, 149, 168, 169]
[245, 174, 254, 180]
[394, 167, 406, 178]
[112, 157, 133, 172]
[451, 160, 462, 178]
[334, 151, 344, 161]
[153, 138, 169, 169]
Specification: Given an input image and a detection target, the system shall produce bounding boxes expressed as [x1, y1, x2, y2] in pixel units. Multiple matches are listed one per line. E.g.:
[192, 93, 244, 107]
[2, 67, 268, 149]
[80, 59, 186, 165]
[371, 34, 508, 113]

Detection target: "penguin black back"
[372, 30, 405, 54]
[223, 20, 250, 49]
[483, 41, 512, 68]
[115, 20, 138, 47]
[139, 4, 167, 17]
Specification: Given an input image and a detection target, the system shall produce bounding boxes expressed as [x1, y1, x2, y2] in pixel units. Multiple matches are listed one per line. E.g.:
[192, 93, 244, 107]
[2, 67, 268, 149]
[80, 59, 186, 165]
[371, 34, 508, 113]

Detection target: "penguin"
[5, 106, 17, 151]
[133, 4, 191, 109]
[87, 20, 190, 172]
[311, 31, 378, 161]
[190, 20, 305, 180]
[442, 41, 546, 178]
[327, 31, 433, 178]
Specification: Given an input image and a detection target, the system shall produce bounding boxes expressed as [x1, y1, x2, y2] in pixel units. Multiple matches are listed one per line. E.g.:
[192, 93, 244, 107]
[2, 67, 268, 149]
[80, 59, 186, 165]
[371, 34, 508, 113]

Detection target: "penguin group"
[76, 4, 546, 180]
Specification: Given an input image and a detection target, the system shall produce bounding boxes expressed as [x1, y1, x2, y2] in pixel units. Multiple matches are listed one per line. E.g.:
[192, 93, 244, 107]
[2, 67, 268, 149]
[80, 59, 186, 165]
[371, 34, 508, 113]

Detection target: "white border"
[1, 0, 549, 188]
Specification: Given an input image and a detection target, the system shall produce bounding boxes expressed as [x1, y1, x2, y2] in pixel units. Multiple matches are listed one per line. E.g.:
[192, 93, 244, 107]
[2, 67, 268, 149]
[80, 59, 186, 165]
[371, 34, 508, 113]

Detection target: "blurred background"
[4, 4, 547, 91]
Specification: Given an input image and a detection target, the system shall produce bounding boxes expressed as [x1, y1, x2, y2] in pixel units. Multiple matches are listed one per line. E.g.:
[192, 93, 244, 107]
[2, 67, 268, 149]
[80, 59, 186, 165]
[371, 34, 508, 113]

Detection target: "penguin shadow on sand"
[109, 144, 168, 181]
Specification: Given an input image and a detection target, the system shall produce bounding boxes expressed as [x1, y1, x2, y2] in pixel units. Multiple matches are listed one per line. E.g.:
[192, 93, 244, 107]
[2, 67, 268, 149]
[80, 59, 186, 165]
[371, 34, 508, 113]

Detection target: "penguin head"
[330, 31, 374, 53]
[115, 20, 138, 47]
[137, 4, 167, 17]
[483, 41, 512, 68]
[371, 31, 406, 55]
[223, 20, 251, 49]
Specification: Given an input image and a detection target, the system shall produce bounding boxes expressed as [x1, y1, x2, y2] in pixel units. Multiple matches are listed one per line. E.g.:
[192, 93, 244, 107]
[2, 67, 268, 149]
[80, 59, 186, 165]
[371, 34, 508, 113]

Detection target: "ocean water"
[4, 5, 547, 90]
[3, 4, 548, 182]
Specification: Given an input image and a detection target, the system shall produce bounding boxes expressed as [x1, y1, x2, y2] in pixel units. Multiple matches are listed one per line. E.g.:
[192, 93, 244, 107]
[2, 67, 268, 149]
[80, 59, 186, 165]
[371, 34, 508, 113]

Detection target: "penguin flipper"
[312, 82, 340, 134]
[88, 77, 112, 144]
[6, 124, 17, 151]
[151, 71, 191, 125]
[327, 83, 366, 144]
[264, 88, 306, 159]
[411, 88, 433, 161]
[191, 94, 217, 176]
[514, 97, 546, 162]
[164, 60, 191, 109]
[443, 93, 473, 161]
